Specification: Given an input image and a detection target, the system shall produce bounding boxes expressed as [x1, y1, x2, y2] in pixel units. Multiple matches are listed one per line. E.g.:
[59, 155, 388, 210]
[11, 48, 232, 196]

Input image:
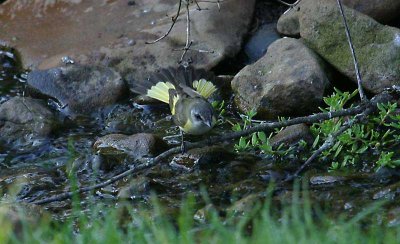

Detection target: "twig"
[30, 91, 399, 205]
[336, 0, 366, 101]
[145, 0, 183, 44]
[146, 0, 219, 63]
[179, 0, 192, 63]
[30, 160, 156, 205]
[287, 108, 372, 181]
[275, 0, 301, 8]
[196, 0, 223, 10]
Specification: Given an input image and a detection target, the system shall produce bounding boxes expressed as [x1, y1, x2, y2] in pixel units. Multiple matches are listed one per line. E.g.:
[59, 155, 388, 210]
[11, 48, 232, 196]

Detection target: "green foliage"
[231, 88, 400, 171]
[212, 100, 226, 119]
[232, 110, 293, 157]
[311, 88, 400, 171]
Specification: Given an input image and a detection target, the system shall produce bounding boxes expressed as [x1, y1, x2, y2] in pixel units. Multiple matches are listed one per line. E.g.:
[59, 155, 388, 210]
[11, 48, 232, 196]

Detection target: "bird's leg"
[180, 130, 187, 154]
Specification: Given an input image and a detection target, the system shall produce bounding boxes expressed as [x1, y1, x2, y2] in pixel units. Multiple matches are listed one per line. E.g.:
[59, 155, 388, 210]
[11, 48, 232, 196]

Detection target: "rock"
[372, 181, 400, 200]
[244, 23, 280, 63]
[117, 176, 150, 200]
[277, 10, 300, 37]
[231, 38, 330, 119]
[0, 96, 55, 146]
[169, 146, 234, 172]
[104, 104, 154, 134]
[0, 48, 17, 69]
[341, 0, 400, 24]
[279, 0, 400, 94]
[309, 175, 346, 185]
[194, 204, 217, 223]
[26, 65, 126, 116]
[270, 123, 314, 147]
[277, 0, 400, 36]
[259, 170, 286, 182]
[226, 194, 262, 216]
[0, 0, 255, 83]
[93, 133, 167, 160]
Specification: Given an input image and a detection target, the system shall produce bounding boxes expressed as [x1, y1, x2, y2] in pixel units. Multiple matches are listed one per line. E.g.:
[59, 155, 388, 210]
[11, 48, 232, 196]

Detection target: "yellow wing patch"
[146, 82, 175, 104]
[192, 79, 217, 99]
[170, 93, 180, 115]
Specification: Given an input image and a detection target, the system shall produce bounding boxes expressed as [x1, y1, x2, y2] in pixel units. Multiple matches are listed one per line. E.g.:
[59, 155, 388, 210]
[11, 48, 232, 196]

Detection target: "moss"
[301, 2, 400, 93]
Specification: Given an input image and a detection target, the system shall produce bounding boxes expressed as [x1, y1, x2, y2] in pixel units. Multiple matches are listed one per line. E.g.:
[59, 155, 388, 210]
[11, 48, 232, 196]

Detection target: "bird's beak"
[205, 120, 212, 127]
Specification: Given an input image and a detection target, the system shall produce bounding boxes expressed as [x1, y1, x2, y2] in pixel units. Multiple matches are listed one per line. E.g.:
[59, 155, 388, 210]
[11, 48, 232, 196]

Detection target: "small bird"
[131, 66, 218, 152]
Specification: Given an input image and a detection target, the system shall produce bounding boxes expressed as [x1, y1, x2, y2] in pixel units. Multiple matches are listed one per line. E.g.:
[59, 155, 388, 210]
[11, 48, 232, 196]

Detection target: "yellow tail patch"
[146, 82, 175, 104]
[193, 79, 217, 98]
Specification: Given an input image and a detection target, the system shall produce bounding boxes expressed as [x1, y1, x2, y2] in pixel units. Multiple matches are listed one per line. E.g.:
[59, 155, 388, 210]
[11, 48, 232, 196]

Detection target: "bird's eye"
[194, 113, 202, 121]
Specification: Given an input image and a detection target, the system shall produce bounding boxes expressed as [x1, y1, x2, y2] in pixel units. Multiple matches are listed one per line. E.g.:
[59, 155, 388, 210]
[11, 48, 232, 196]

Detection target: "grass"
[1, 188, 399, 244]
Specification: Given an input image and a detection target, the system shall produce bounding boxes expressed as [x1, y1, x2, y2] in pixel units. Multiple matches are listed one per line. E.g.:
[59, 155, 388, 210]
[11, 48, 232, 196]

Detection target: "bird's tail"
[130, 66, 215, 104]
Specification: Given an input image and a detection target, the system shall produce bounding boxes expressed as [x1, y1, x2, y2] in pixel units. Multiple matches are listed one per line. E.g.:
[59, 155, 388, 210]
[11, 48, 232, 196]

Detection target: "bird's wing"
[192, 79, 217, 99]
[131, 66, 217, 103]
[168, 89, 180, 115]
[146, 81, 175, 104]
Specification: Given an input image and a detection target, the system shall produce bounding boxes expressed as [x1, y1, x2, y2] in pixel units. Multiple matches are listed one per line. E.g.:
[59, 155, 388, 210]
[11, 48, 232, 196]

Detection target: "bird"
[131, 65, 218, 152]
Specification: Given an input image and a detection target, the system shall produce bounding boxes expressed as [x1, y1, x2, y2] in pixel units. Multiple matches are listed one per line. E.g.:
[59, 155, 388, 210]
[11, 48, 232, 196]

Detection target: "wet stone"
[258, 170, 286, 182]
[117, 176, 150, 200]
[169, 146, 235, 172]
[270, 123, 314, 147]
[309, 175, 346, 185]
[93, 133, 168, 160]
[372, 182, 400, 200]
[0, 96, 55, 148]
[26, 65, 126, 116]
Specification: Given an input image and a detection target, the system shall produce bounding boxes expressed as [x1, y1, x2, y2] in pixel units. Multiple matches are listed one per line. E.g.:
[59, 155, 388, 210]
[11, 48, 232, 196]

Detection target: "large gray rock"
[231, 38, 330, 119]
[296, 0, 400, 94]
[0, 0, 255, 83]
[277, 0, 400, 36]
[0, 97, 55, 146]
[27, 65, 126, 116]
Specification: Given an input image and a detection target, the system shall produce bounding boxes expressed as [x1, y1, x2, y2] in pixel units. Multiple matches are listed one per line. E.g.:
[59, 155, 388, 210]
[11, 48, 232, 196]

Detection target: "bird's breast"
[180, 119, 213, 135]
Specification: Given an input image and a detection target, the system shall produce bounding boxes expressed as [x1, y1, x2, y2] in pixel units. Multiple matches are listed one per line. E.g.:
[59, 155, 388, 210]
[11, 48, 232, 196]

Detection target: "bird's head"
[186, 99, 216, 135]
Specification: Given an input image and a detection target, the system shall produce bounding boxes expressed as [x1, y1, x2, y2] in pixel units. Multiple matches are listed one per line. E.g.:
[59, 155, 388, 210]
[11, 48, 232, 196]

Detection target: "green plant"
[232, 110, 294, 157]
[311, 88, 400, 171]
[211, 100, 226, 126]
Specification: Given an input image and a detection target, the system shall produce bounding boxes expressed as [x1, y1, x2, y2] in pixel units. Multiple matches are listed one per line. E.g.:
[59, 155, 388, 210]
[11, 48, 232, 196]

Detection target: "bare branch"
[336, 0, 366, 101]
[287, 109, 371, 181]
[145, 0, 183, 44]
[146, 0, 219, 62]
[179, 0, 192, 63]
[275, 0, 301, 8]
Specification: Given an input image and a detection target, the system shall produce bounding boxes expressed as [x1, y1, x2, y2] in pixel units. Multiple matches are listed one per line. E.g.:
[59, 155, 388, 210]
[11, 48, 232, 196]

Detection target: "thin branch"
[145, 0, 183, 44]
[179, 0, 192, 63]
[275, 0, 301, 8]
[287, 109, 372, 181]
[336, 0, 366, 101]
[30, 160, 156, 205]
[146, 0, 219, 63]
